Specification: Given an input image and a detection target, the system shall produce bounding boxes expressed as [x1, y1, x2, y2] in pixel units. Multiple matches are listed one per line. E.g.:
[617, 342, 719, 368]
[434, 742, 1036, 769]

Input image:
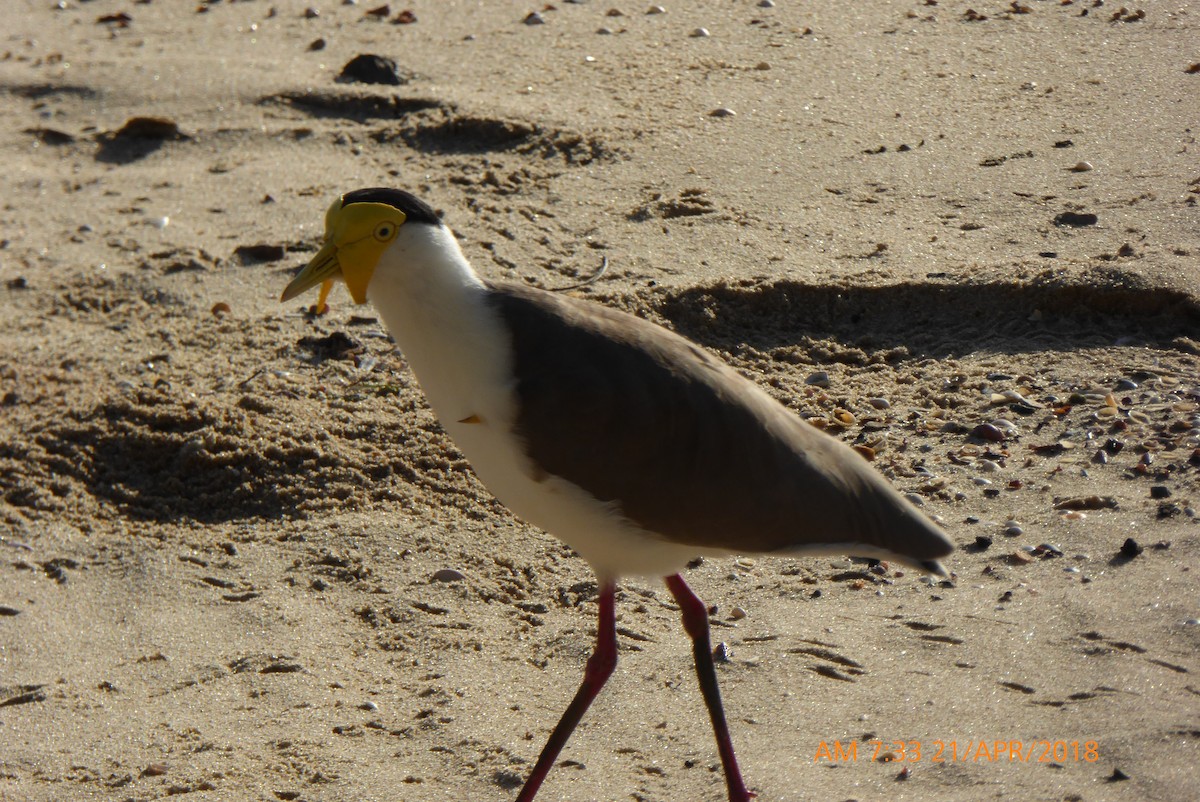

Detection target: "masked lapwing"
[281, 187, 955, 802]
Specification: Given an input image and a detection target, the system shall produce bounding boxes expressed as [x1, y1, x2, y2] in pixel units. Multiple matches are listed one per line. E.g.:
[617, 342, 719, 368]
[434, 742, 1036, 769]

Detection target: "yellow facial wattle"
[281, 197, 406, 305]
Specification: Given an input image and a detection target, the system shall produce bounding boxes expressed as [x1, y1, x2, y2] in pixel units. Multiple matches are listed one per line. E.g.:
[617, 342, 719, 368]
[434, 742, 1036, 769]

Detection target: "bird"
[281, 187, 955, 802]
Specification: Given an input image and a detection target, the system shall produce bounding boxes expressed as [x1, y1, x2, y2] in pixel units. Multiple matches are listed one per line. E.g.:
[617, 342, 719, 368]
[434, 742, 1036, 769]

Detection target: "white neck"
[365, 223, 510, 423]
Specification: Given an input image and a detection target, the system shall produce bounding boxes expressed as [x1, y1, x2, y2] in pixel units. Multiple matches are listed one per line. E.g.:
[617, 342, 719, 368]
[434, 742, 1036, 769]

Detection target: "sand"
[1, 1, 1198, 800]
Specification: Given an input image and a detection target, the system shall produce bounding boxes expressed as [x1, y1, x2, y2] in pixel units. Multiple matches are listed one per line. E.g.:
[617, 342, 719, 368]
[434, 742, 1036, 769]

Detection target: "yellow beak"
[281, 239, 340, 303]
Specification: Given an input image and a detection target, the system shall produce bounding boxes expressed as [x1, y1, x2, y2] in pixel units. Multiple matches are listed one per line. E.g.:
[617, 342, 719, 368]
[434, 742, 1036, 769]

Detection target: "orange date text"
[813, 739, 1100, 763]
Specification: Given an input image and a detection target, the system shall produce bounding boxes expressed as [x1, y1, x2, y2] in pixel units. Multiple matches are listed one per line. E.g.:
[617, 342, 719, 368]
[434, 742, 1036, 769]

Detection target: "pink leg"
[664, 573, 755, 802]
[516, 581, 618, 802]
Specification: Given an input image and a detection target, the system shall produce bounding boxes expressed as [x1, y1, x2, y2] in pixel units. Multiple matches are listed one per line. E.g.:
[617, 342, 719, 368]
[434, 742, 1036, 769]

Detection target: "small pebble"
[1157, 502, 1181, 519]
[339, 53, 407, 85]
[646, 5, 665, 13]
[1054, 211, 1099, 227]
[690, 27, 710, 37]
[832, 409, 856, 426]
[432, 568, 466, 582]
[729, 606, 748, 620]
[805, 371, 830, 388]
[1003, 521, 1024, 536]
[1000, 389, 1039, 407]
[973, 535, 993, 550]
[971, 423, 1006, 443]
[758, 0, 775, 6]
[990, 419, 1019, 436]
[523, 11, 545, 24]
[359, 700, 378, 711]
[867, 397, 890, 410]
[734, 557, 756, 569]
[1150, 485, 1171, 499]
[708, 107, 736, 117]
[1118, 538, 1143, 559]
[1068, 161, 1094, 172]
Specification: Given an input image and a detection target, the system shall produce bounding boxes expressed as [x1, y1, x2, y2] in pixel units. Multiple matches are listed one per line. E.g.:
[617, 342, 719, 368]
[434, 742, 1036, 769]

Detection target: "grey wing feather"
[488, 283, 954, 570]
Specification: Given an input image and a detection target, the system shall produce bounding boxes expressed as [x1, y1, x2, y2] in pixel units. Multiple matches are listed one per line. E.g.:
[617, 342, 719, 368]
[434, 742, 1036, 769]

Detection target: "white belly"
[445, 412, 707, 581]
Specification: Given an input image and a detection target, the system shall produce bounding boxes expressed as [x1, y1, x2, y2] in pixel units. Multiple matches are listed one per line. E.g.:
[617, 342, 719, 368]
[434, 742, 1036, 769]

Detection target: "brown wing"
[487, 282, 953, 569]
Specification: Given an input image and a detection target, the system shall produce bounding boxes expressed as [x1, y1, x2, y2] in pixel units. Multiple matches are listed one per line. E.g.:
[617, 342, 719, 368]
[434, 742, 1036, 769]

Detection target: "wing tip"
[918, 558, 949, 578]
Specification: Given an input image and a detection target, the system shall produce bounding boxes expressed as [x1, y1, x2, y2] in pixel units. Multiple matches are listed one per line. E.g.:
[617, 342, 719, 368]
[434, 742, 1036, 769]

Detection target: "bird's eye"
[373, 222, 397, 242]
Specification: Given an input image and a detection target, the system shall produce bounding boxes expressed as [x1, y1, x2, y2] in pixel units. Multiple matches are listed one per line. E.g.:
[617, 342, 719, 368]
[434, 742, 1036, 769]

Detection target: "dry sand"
[2, 1, 1198, 800]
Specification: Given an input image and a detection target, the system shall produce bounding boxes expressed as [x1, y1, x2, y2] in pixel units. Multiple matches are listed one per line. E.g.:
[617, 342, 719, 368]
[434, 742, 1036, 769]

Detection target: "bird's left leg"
[516, 581, 618, 802]
[664, 573, 755, 802]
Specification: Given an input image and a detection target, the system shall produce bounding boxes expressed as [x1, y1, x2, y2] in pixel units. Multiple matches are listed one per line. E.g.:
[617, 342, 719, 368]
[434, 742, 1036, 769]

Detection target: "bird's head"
[281, 188, 441, 305]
